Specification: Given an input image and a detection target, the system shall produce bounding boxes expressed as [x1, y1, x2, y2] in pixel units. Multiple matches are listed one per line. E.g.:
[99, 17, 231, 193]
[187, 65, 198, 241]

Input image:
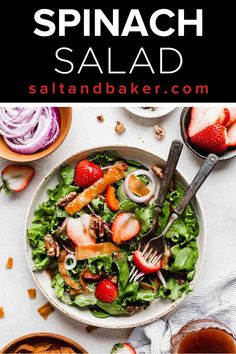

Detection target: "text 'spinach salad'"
[28, 152, 199, 318]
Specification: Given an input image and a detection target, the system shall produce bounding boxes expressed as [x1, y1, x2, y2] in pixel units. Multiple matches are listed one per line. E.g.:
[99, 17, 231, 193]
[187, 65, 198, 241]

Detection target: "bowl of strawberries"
[180, 107, 236, 160]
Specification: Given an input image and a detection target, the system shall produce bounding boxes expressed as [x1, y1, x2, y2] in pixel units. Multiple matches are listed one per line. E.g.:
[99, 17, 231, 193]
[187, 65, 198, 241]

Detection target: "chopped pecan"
[44, 234, 60, 257]
[97, 114, 105, 122]
[151, 165, 164, 179]
[90, 215, 105, 238]
[115, 121, 126, 134]
[56, 192, 77, 208]
[154, 124, 165, 140]
[108, 275, 118, 283]
[126, 305, 144, 315]
[139, 282, 156, 292]
[162, 244, 171, 270]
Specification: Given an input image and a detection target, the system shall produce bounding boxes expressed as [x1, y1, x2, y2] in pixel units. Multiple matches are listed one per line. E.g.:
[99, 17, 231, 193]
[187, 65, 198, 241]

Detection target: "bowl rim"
[0, 107, 73, 163]
[125, 106, 176, 118]
[24, 145, 206, 329]
[180, 107, 236, 161]
[0, 332, 88, 353]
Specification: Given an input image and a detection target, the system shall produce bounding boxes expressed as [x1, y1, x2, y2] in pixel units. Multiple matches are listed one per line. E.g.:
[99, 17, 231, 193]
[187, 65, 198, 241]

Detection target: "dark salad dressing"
[177, 327, 236, 353]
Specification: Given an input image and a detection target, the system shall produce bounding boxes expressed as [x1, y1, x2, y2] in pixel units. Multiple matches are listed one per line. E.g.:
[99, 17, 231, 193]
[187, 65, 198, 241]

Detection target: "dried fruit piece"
[115, 121, 126, 134]
[27, 288, 37, 299]
[128, 174, 150, 197]
[37, 302, 55, 320]
[6, 257, 13, 269]
[0, 306, 4, 318]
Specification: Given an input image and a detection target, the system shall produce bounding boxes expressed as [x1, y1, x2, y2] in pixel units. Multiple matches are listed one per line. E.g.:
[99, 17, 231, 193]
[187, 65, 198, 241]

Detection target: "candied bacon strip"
[65, 165, 126, 215]
[75, 242, 120, 260]
[27, 288, 37, 299]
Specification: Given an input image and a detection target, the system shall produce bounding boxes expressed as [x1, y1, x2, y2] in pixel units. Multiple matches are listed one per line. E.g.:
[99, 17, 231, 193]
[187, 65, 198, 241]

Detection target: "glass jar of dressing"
[171, 319, 236, 353]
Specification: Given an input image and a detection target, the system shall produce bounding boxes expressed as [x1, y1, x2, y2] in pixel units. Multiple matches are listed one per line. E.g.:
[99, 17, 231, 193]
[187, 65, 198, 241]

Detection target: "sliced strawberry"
[227, 121, 236, 146]
[190, 124, 228, 154]
[111, 343, 136, 354]
[1, 165, 34, 193]
[188, 108, 230, 137]
[111, 212, 140, 245]
[106, 185, 120, 211]
[83, 270, 101, 281]
[226, 107, 236, 127]
[66, 215, 96, 247]
[95, 278, 118, 303]
[133, 250, 162, 274]
[74, 159, 103, 188]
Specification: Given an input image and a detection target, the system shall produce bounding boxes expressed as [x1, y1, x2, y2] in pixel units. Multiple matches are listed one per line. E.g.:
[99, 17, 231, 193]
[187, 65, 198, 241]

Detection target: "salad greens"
[28, 151, 200, 318]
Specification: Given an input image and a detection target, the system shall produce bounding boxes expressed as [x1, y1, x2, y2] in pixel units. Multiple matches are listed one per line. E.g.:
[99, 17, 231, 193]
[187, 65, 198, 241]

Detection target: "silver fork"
[129, 139, 183, 281]
[129, 153, 219, 282]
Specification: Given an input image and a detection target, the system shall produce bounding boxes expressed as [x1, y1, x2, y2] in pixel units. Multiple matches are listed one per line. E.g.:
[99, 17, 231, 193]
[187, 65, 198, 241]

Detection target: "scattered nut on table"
[97, 114, 105, 122]
[154, 124, 165, 140]
[115, 121, 126, 134]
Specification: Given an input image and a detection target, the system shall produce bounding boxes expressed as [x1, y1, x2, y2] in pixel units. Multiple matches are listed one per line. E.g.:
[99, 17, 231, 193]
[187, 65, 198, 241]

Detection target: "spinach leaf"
[96, 300, 126, 315]
[113, 253, 129, 288]
[90, 308, 110, 318]
[136, 289, 157, 302]
[60, 165, 74, 185]
[74, 292, 97, 307]
[169, 247, 198, 272]
[135, 203, 156, 234]
[89, 151, 119, 166]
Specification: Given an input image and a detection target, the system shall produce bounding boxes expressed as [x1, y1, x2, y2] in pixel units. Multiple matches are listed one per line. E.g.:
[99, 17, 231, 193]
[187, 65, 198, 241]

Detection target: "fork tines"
[129, 250, 163, 282]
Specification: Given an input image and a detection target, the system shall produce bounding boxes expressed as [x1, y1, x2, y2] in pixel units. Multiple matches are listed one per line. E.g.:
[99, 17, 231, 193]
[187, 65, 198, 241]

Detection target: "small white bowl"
[25, 145, 206, 329]
[125, 107, 176, 118]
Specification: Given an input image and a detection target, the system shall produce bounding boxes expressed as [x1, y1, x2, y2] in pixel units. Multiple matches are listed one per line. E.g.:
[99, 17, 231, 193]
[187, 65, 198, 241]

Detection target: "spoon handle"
[174, 154, 218, 216]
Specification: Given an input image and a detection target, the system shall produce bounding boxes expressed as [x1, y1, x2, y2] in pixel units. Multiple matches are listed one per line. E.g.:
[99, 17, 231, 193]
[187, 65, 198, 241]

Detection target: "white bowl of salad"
[25, 146, 205, 328]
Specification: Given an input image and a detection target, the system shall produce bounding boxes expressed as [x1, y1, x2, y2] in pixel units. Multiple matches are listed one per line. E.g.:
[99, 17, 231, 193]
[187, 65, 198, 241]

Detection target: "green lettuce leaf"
[158, 278, 191, 301]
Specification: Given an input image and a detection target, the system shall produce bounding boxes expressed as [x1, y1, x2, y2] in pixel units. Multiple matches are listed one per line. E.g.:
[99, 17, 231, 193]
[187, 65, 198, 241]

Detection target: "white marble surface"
[1, 107, 236, 353]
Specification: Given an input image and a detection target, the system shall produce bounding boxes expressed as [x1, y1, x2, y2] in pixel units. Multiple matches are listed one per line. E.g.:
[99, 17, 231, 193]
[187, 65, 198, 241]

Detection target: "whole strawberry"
[95, 278, 118, 303]
[74, 159, 103, 187]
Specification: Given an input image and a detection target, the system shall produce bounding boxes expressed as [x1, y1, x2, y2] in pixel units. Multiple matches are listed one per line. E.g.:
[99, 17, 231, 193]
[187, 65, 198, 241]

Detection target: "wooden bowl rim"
[0, 332, 88, 353]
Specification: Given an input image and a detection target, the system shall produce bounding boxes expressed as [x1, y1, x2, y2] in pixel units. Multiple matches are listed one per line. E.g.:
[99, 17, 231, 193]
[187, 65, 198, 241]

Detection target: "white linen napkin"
[128, 268, 236, 353]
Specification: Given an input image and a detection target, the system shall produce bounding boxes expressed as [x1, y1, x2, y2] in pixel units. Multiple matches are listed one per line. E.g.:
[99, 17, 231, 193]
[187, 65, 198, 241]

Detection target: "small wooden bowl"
[0, 332, 88, 353]
[0, 107, 72, 162]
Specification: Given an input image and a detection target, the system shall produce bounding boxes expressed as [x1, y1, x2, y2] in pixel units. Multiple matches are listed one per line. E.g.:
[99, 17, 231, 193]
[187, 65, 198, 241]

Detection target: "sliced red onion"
[124, 169, 157, 203]
[64, 254, 77, 270]
[0, 107, 61, 154]
[148, 169, 161, 205]
[157, 270, 167, 287]
[61, 217, 69, 231]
